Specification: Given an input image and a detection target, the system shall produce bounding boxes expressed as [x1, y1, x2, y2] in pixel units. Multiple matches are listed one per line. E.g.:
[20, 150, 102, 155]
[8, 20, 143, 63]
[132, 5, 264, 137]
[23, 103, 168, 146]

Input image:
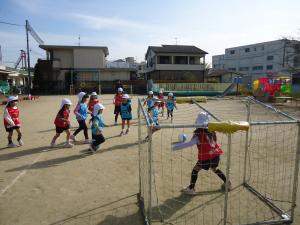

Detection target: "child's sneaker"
[18, 139, 24, 146]
[7, 143, 18, 148]
[221, 181, 232, 191]
[64, 142, 74, 148]
[70, 135, 76, 142]
[89, 144, 96, 153]
[114, 121, 118, 126]
[181, 186, 196, 195]
[119, 130, 124, 136]
[84, 139, 91, 144]
[125, 129, 129, 135]
[50, 142, 56, 148]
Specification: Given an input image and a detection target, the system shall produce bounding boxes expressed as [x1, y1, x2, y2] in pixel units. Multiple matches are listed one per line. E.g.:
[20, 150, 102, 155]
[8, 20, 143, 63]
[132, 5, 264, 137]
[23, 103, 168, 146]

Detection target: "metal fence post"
[224, 133, 232, 225]
[138, 101, 142, 197]
[147, 126, 153, 225]
[291, 121, 300, 221]
[243, 98, 251, 184]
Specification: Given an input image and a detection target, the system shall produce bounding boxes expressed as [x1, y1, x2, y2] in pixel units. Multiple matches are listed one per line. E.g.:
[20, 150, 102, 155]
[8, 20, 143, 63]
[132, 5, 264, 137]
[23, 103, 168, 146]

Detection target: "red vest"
[196, 131, 223, 160]
[88, 99, 99, 112]
[4, 106, 20, 128]
[114, 94, 123, 106]
[54, 110, 69, 128]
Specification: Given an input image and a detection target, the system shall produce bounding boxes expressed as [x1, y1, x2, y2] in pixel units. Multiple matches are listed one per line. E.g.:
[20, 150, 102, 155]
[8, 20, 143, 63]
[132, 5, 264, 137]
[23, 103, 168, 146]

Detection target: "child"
[3, 96, 23, 147]
[149, 98, 161, 134]
[50, 98, 73, 148]
[70, 92, 90, 143]
[144, 91, 154, 112]
[172, 112, 231, 195]
[166, 92, 177, 122]
[90, 103, 108, 153]
[120, 94, 132, 136]
[88, 92, 99, 124]
[158, 90, 165, 117]
[113, 87, 123, 125]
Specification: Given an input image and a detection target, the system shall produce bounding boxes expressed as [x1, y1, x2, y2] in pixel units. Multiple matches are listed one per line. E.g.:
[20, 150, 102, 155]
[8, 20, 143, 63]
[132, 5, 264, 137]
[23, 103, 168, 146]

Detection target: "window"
[213, 64, 217, 68]
[239, 67, 249, 71]
[267, 56, 274, 60]
[267, 65, 273, 70]
[228, 67, 236, 71]
[245, 48, 250, 53]
[230, 50, 235, 55]
[253, 47, 257, 51]
[158, 56, 171, 64]
[261, 46, 264, 51]
[174, 56, 188, 64]
[294, 56, 300, 67]
[252, 66, 263, 71]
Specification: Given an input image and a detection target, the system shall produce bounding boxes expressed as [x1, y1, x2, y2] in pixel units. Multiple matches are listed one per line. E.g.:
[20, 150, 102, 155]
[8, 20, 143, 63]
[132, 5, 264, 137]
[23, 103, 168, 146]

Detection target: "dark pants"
[92, 134, 105, 147]
[73, 120, 88, 139]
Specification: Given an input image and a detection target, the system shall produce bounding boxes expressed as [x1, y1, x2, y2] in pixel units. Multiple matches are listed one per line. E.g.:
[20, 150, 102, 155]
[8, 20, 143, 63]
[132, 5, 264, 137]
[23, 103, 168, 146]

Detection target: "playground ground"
[0, 95, 300, 225]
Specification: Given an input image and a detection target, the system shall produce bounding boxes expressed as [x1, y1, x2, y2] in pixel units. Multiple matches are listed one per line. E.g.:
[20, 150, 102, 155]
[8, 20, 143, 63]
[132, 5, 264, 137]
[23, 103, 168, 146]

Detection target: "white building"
[212, 39, 300, 81]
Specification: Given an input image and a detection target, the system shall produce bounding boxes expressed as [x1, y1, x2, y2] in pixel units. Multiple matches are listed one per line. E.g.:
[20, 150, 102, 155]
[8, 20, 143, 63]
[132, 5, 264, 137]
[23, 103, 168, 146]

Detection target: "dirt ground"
[0, 95, 300, 225]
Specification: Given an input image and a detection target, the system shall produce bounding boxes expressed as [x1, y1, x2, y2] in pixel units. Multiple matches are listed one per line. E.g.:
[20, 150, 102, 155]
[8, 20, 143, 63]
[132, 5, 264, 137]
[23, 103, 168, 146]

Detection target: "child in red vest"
[50, 98, 73, 148]
[113, 87, 123, 125]
[88, 92, 99, 124]
[3, 96, 23, 147]
[158, 90, 165, 117]
[172, 112, 231, 195]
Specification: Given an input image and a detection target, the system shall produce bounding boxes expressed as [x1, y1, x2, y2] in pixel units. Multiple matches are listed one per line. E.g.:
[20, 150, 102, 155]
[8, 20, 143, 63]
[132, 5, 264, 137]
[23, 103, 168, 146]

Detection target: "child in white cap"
[172, 112, 230, 195]
[70, 92, 90, 143]
[158, 90, 165, 117]
[50, 98, 73, 148]
[166, 92, 177, 122]
[3, 96, 23, 147]
[90, 103, 109, 153]
[120, 94, 132, 136]
[144, 91, 155, 112]
[113, 87, 123, 125]
[88, 92, 99, 124]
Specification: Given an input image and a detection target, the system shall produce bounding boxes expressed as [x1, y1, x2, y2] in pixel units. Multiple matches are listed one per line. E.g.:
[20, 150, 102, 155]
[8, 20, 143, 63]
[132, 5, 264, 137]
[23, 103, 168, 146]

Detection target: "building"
[206, 69, 243, 83]
[145, 45, 208, 81]
[35, 45, 136, 93]
[212, 39, 300, 82]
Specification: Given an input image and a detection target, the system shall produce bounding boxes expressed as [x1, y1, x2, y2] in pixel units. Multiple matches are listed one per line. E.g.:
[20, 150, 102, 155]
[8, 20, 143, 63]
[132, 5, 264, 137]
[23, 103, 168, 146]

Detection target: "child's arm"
[3, 108, 15, 126]
[172, 135, 199, 151]
[73, 104, 81, 117]
[128, 104, 132, 113]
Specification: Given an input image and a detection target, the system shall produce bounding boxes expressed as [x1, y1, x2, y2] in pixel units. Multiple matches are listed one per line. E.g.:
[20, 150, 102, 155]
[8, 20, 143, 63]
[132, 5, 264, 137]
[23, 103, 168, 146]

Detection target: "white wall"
[53, 49, 73, 68]
[73, 48, 105, 68]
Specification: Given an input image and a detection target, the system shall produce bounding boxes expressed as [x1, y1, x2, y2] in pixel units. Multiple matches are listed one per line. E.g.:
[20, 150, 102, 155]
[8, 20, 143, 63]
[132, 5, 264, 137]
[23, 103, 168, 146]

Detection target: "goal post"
[138, 97, 300, 225]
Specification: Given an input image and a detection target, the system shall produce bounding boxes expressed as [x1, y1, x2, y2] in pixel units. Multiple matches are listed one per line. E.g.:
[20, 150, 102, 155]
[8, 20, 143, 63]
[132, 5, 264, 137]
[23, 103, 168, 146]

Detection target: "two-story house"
[145, 45, 208, 81]
[35, 45, 136, 93]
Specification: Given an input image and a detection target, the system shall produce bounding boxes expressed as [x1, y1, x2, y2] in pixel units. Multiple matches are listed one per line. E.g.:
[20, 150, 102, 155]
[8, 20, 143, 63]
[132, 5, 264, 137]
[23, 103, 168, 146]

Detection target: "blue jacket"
[92, 115, 105, 135]
[120, 102, 132, 119]
[75, 103, 88, 120]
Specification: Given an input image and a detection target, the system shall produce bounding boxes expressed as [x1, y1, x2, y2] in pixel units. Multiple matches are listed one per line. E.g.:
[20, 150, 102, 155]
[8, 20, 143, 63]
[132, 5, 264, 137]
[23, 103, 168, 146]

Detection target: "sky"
[0, 0, 300, 68]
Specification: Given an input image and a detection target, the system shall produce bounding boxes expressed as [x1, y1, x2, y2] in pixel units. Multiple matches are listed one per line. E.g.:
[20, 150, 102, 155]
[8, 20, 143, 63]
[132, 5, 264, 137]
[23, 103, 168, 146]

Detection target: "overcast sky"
[0, 0, 299, 67]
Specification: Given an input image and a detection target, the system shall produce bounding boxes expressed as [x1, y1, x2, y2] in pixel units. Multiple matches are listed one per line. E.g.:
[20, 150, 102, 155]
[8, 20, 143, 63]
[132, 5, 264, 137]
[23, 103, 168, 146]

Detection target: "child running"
[120, 94, 132, 136]
[149, 98, 161, 134]
[70, 92, 90, 143]
[3, 96, 24, 147]
[50, 98, 73, 148]
[88, 92, 99, 124]
[172, 112, 231, 195]
[89, 103, 108, 153]
[113, 87, 123, 125]
[166, 92, 177, 122]
[158, 90, 165, 117]
[144, 91, 154, 112]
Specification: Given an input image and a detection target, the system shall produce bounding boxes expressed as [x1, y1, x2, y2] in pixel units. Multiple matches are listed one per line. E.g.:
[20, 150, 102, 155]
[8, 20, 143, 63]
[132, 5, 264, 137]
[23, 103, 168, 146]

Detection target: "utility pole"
[26, 20, 31, 94]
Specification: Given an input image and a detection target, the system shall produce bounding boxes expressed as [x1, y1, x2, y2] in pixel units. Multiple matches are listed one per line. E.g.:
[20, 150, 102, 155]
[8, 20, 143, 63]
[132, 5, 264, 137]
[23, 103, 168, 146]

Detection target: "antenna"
[78, 34, 81, 46]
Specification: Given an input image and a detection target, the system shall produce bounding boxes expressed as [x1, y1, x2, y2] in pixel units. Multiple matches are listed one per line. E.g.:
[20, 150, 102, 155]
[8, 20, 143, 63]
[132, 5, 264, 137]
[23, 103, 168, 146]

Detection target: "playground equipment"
[253, 77, 292, 101]
[0, 80, 10, 94]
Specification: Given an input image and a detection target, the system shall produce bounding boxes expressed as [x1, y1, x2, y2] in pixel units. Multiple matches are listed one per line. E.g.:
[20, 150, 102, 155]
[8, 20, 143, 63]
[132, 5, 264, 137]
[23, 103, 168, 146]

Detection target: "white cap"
[7, 96, 18, 102]
[148, 91, 153, 95]
[60, 98, 72, 109]
[91, 92, 97, 96]
[93, 103, 105, 116]
[122, 94, 130, 99]
[118, 87, 123, 92]
[77, 92, 87, 101]
[168, 92, 173, 97]
[195, 112, 210, 127]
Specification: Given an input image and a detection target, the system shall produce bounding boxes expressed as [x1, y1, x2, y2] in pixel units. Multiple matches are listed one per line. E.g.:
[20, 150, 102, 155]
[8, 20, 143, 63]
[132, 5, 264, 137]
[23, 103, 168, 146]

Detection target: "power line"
[0, 21, 24, 27]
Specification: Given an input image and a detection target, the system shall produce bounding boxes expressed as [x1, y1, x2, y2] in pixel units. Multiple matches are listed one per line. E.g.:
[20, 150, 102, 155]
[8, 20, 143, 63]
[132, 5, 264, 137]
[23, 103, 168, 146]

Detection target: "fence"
[138, 96, 300, 225]
[152, 83, 232, 92]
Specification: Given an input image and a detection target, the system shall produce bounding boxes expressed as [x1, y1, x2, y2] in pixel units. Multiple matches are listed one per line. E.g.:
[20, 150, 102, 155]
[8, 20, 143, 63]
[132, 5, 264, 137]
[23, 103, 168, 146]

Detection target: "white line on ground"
[0, 151, 45, 197]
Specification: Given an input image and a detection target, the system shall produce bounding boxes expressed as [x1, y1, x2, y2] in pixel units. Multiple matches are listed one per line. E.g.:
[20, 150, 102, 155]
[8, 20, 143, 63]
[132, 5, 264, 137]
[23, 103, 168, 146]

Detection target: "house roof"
[39, 45, 109, 56]
[146, 45, 208, 57]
